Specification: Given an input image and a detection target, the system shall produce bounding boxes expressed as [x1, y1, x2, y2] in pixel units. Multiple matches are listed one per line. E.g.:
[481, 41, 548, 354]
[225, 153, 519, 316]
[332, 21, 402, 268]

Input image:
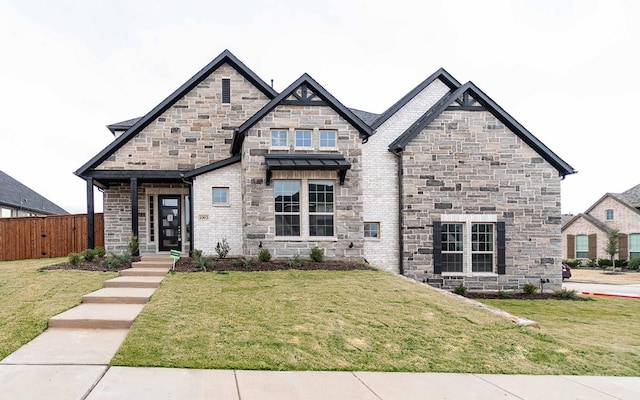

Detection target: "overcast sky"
[1, 0, 638, 215]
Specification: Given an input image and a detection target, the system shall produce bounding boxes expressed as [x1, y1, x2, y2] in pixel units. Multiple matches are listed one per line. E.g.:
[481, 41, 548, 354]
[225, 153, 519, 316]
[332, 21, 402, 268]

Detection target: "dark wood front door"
[158, 195, 181, 252]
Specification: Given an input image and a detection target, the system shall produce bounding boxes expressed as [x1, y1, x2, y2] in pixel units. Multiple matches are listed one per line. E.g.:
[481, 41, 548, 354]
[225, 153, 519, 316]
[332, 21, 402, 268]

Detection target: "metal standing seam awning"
[264, 153, 351, 185]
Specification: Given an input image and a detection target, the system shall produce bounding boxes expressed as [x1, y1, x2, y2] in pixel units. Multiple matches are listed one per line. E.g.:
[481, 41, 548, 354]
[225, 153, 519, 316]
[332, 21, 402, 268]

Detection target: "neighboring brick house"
[0, 170, 68, 217]
[76, 50, 575, 290]
[562, 184, 640, 261]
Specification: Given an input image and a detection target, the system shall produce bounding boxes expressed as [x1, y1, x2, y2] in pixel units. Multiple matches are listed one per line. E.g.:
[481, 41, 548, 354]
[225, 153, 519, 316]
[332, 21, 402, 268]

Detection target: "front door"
[159, 195, 181, 252]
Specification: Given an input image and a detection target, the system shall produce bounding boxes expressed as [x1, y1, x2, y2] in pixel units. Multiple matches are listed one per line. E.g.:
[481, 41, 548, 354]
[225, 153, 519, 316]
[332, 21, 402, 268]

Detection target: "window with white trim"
[295, 130, 312, 148]
[364, 222, 379, 238]
[271, 129, 288, 148]
[575, 235, 589, 258]
[274, 180, 335, 238]
[212, 187, 229, 205]
[1, 207, 11, 218]
[629, 234, 640, 259]
[319, 130, 336, 149]
[438, 215, 498, 275]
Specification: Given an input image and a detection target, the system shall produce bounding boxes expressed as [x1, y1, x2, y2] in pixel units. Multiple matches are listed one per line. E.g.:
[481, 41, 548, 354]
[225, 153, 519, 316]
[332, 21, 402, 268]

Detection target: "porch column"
[86, 177, 95, 249]
[130, 177, 139, 239]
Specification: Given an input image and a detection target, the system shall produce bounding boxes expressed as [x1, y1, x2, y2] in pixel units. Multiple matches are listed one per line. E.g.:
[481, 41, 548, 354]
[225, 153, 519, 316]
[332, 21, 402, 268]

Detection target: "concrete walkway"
[1, 257, 639, 399]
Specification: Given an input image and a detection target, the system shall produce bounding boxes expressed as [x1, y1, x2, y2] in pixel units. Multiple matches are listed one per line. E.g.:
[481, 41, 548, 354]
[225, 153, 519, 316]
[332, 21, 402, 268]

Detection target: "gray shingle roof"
[0, 170, 68, 215]
[616, 183, 640, 208]
[348, 108, 379, 126]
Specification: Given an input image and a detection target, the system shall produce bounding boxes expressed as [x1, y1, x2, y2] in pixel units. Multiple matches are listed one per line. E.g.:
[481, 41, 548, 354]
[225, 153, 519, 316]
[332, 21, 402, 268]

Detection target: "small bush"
[68, 253, 82, 265]
[310, 247, 324, 262]
[628, 258, 640, 270]
[194, 256, 215, 271]
[523, 283, 538, 295]
[287, 255, 304, 268]
[82, 248, 98, 262]
[128, 233, 139, 256]
[598, 259, 613, 267]
[586, 258, 597, 267]
[105, 251, 132, 269]
[258, 248, 272, 262]
[563, 259, 582, 268]
[555, 289, 578, 299]
[615, 258, 627, 268]
[95, 246, 106, 257]
[497, 290, 513, 299]
[452, 284, 467, 295]
[233, 257, 253, 269]
[215, 238, 230, 259]
[192, 249, 203, 260]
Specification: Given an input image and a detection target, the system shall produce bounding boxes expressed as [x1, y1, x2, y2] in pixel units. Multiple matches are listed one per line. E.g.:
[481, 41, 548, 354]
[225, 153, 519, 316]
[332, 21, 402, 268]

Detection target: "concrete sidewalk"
[0, 365, 638, 399]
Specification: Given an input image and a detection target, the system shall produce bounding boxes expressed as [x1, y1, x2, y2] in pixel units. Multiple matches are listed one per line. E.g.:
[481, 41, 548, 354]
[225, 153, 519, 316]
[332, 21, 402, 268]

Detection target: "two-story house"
[76, 50, 575, 290]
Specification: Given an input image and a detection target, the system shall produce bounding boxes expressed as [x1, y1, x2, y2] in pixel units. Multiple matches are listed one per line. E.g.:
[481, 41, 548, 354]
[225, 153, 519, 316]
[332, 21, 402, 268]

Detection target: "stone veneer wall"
[362, 78, 450, 273]
[561, 218, 606, 260]
[401, 110, 563, 291]
[192, 163, 243, 256]
[240, 104, 365, 260]
[97, 63, 271, 171]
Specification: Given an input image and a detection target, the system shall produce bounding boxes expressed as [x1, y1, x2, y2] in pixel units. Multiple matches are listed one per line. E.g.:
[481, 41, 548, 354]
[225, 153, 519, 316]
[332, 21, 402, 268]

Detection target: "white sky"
[1, 0, 638, 215]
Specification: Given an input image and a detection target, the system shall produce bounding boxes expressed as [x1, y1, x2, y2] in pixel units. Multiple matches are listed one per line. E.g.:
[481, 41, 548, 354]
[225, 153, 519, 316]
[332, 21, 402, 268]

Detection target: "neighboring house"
[562, 184, 640, 261]
[0, 170, 68, 217]
[76, 50, 575, 290]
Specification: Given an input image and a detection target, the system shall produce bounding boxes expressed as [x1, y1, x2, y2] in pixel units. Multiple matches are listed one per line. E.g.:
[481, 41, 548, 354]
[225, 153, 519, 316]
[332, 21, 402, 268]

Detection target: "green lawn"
[0, 258, 118, 360]
[112, 270, 640, 375]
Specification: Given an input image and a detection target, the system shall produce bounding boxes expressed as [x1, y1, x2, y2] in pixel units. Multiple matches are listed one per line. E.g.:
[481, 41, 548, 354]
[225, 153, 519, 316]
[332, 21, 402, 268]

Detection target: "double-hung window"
[437, 215, 500, 275]
[629, 234, 640, 259]
[295, 130, 312, 148]
[606, 209, 614, 220]
[274, 180, 335, 238]
[575, 235, 589, 258]
[274, 181, 301, 236]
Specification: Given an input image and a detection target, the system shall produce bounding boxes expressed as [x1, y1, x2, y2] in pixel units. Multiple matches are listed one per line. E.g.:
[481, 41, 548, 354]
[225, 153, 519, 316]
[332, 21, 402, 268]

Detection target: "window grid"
[149, 196, 155, 242]
[364, 222, 379, 238]
[212, 188, 229, 205]
[271, 130, 288, 148]
[295, 130, 312, 148]
[319, 130, 336, 148]
[441, 223, 463, 272]
[308, 182, 334, 236]
[606, 209, 614, 220]
[629, 234, 640, 259]
[275, 181, 301, 236]
[471, 223, 494, 272]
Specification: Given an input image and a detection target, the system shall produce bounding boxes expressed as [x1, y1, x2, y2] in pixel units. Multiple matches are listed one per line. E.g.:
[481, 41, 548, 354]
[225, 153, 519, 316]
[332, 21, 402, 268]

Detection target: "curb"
[581, 292, 640, 299]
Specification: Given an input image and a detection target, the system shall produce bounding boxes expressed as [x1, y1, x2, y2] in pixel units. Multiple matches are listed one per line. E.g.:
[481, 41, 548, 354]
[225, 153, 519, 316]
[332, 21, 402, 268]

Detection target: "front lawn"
[0, 258, 118, 360]
[112, 270, 639, 375]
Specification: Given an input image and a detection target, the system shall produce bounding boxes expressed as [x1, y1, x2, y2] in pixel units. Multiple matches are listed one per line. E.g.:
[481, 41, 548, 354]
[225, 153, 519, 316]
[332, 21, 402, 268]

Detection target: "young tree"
[604, 228, 619, 272]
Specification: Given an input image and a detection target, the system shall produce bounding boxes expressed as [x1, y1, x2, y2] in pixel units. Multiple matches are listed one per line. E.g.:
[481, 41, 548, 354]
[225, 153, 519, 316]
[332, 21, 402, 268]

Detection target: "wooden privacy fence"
[0, 213, 104, 261]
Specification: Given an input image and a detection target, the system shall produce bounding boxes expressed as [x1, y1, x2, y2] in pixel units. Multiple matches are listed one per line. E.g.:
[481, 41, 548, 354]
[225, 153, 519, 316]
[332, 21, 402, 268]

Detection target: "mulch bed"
[40, 256, 373, 273]
[463, 292, 591, 301]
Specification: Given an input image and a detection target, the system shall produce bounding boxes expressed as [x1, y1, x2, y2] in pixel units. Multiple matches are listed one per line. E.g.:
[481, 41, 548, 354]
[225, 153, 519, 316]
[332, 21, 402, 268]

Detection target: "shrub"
[215, 238, 230, 259]
[194, 256, 215, 271]
[628, 258, 640, 270]
[497, 290, 513, 299]
[586, 258, 597, 267]
[555, 289, 578, 299]
[310, 247, 324, 262]
[523, 283, 538, 295]
[68, 253, 82, 265]
[192, 249, 203, 260]
[82, 248, 98, 262]
[598, 258, 612, 267]
[233, 257, 253, 269]
[94, 246, 106, 257]
[452, 284, 467, 295]
[564, 259, 582, 268]
[106, 251, 132, 269]
[287, 255, 304, 268]
[258, 248, 272, 262]
[128, 233, 139, 256]
[615, 258, 628, 268]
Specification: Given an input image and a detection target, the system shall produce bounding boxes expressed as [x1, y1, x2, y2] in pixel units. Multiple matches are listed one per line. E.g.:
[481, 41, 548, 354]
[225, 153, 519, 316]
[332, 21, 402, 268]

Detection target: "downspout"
[391, 149, 404, 275]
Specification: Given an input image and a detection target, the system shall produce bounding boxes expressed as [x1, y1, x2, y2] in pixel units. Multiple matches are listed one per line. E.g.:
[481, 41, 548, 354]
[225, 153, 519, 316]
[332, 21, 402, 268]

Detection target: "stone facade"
[362, 78, 451, 272]
[401, 110, 563, 291]
[240, 104, 365, 260]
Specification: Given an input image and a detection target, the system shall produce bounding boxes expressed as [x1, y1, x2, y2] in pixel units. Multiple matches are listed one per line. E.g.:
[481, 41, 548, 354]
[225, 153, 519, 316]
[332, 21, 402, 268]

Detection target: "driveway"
[564, 268, 640, 298]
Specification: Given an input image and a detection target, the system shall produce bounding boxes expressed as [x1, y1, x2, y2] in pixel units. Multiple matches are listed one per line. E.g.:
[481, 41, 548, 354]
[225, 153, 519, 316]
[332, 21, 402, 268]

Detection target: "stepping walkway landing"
[1, 255, 171, 365]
